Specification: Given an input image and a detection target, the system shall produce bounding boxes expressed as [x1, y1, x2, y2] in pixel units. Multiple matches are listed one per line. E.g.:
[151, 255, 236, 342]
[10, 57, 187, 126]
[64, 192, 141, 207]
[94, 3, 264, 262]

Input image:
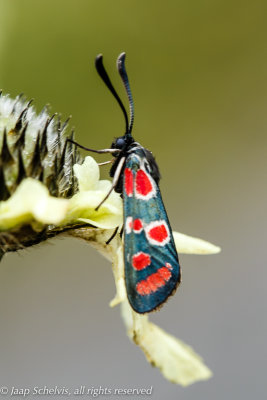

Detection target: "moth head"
[111, 135, 134, 154]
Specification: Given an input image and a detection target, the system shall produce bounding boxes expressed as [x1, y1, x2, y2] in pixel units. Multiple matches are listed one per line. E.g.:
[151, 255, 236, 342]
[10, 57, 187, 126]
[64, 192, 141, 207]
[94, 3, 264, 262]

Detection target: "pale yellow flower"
[0, 156, 122, 232]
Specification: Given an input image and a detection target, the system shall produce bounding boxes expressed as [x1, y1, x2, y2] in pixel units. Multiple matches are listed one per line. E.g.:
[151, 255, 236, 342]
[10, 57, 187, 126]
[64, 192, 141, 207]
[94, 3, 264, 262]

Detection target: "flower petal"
[73, 156, 100, 191]
[109, 244, 127, 307]
[78, 215, 121, 230]
[173, 231, 221, 254]
[65, 157, 123, 229]
[0, 178, 68, 229]
[66, 190, 122, 229]
[96, 179, 112, 191]
[121, 301, 212, 386]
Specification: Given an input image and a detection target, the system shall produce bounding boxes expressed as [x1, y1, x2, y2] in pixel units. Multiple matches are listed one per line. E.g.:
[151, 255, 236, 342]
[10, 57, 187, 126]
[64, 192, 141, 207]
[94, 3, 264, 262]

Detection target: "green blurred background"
[0, 0, 266, 399]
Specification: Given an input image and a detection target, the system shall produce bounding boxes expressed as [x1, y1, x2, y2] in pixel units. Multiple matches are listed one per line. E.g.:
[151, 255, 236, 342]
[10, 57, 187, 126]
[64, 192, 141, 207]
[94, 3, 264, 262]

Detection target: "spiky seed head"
[0, 91, 85, 259]
[0, 92, 83, 201]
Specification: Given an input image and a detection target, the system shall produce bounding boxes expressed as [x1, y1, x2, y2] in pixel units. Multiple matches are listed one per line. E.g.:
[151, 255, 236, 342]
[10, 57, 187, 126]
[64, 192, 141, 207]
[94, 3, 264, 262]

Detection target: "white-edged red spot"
[135, 168, 156, 200]
[125, 216, 133, 234]
[133, 218, 143, 233]
[124, 168, 133, 197]
[132, 252, 151, 270]
[145, 220, 170, 246]
[136, 266, 172, 296]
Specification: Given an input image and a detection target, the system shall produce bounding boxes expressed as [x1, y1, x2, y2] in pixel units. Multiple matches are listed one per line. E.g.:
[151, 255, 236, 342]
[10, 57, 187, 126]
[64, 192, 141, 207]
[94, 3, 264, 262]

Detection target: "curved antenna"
[95, 54, 129, 134]
[117, 52, 134, 136]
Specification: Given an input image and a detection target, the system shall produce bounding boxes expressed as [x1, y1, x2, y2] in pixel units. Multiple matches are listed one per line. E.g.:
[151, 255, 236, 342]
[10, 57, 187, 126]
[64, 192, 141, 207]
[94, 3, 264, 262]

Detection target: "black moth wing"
[122, 149, 181, 313]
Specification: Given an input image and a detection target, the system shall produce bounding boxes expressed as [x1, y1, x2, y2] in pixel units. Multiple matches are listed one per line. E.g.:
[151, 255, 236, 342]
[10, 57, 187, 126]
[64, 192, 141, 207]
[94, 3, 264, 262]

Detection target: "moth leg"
[95, 156, 126, 211]
[119, 225, 124, 238]
[98, 160, 113, 166]
[105, 226, 119, 245]
[67, 138, 120, 154]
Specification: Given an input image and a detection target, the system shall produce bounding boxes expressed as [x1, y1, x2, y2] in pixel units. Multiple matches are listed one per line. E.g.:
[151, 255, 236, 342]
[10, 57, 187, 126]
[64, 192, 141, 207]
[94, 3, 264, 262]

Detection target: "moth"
[71, 53, 181, 313]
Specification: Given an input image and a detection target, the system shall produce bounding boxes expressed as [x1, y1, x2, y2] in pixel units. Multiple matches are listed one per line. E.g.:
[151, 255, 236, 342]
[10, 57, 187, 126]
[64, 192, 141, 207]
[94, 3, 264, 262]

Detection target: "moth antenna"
[117, 52, 134, 136]
[95, 54, 129, 134]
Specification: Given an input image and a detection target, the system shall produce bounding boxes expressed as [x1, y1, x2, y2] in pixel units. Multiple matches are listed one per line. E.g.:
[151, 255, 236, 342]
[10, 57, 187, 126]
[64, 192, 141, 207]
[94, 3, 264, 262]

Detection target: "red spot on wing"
[133, 218, 143, 233]
[146, 271, 165, 291]
[135, 169, 153, 197]
[136, 281, 151, 295]
[132, 252, 151, 270]
[158, 266, 172, 280]
[148, 223, 168, 243]
[124, 168, 133, 196]
[136, 266, 172, 295]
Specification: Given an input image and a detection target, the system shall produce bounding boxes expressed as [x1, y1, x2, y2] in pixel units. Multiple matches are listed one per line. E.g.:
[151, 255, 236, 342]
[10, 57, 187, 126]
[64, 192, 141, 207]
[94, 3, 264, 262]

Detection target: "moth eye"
[115, 137, 126, 149]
